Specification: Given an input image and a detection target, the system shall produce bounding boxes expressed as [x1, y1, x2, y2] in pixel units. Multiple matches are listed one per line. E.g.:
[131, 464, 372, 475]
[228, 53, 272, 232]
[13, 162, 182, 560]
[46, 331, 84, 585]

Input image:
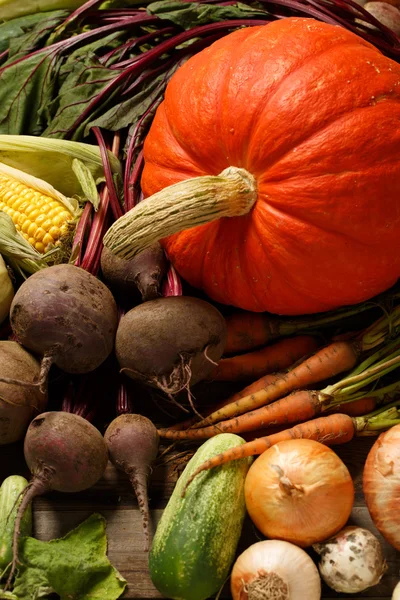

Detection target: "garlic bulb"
[393, 581, 400, 599]
[313, 526, 387, 594]
[230, 540, 321, 600]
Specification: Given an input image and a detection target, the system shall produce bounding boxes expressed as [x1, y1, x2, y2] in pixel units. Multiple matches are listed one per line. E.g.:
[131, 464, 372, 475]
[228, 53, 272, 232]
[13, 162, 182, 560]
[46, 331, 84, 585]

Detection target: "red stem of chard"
[80, 132, 121, 274]
[92, 127, 123, 220]
[163, 263, 182, 297]
[117, 379, 134, 416]
[72, 202, 93, 267]
[125, 151, 144, 211]
[62, 19, 269, 138]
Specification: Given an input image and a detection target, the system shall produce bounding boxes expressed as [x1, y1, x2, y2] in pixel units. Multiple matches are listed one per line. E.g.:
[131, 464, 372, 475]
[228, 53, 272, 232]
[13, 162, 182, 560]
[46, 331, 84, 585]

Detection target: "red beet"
[115, 296, 227, 396]
[5, 411, 108, 588]
[100, 243, 167, 302]
[104, 414, 159, 551]
[7, 264, 118, 391]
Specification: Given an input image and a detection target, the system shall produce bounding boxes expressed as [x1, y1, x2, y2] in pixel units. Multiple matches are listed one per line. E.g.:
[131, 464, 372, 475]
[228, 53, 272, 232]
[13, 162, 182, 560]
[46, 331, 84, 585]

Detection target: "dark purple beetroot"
[104, 414, 159, 551]
[6, 411, 108, 587]
[0, 341, 47, 445]
[8, 264, 118, 390]
[100, 243, 167, 303]
[115, 296, 227, 395]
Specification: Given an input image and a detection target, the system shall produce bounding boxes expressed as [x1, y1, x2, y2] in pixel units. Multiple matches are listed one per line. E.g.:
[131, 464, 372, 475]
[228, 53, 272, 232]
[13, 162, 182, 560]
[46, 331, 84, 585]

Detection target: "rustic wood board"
[1, 435, 399, 599]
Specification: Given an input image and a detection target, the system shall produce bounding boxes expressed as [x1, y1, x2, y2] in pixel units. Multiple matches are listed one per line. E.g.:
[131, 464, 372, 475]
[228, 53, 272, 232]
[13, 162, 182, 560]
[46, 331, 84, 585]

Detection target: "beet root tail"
[128, 470, 152, 553]
[4, 474, 51, 590]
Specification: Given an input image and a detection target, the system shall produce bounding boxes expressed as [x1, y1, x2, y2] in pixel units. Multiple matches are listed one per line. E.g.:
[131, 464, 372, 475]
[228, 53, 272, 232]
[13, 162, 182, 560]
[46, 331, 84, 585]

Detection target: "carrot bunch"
[158, 300, 400, 489]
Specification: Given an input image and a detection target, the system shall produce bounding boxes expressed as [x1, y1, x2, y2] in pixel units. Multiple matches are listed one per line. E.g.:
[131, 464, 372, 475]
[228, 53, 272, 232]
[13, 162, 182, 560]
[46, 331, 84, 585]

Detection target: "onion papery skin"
[363, 425, 400, 551]
[230, 539, 321, 600]
[244, 439, 354, 547]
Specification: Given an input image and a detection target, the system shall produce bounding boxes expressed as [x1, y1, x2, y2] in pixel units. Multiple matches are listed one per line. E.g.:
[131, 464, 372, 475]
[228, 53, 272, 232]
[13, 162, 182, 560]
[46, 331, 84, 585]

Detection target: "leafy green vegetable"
[84, 61, 180, 135]
[0, 0, 86, 22]
[0, 12, 67, 55]
[0, 476, 32, 572]
[13, 513, 126, 600]
[7, 10, 68, 60]
[43, 47, 123, 140]
[147, 1, 269, 29]
[0, 50, 61, 135]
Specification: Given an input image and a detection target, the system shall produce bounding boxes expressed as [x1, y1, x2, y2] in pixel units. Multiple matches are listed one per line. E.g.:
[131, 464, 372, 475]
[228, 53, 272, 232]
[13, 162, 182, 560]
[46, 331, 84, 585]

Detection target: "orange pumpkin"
[105, 18, 400, 315]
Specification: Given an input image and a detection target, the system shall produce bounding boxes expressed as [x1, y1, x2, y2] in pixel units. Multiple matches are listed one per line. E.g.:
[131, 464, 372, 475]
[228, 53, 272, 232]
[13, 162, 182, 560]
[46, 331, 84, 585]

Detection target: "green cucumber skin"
[0, 475, 32, 570]
[149, 433, 252, 600]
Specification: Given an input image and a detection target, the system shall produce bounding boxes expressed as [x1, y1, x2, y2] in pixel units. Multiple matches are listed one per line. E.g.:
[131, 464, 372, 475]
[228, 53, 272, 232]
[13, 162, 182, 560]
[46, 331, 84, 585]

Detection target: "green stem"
[104, 166, 257, 259]
[355, 401, 400, 433]
[267, 283, 400, 340]
[325, 341, 400, 397]
[360, 304, 400, 350]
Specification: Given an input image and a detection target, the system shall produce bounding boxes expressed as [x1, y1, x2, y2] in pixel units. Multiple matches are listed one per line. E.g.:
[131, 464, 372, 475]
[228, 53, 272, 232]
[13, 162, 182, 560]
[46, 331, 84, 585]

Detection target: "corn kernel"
[34, 241, 45, 253]
[26, 208, 41, 221]
[0, 173, 75, 253]
[48, 226, 61, 240]
[27, 222, 38, 237]
[41, 219, 53, 232]
[33, 227, 46, 242]
[21, 220, 31, 234]
[42, 233, 53, 247]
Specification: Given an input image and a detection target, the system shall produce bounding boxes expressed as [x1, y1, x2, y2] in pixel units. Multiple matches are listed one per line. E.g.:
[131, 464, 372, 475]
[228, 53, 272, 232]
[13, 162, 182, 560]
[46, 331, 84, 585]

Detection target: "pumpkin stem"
[103, 166, 257, 260]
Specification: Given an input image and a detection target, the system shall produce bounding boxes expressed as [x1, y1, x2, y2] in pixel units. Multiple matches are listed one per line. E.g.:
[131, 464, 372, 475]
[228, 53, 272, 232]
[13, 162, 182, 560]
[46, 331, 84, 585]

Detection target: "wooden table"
[1, 435, 399, 600]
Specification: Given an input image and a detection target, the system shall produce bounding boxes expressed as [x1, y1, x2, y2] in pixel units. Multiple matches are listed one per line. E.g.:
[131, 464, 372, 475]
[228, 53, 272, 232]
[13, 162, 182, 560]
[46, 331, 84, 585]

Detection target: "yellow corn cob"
[0, 174, 75, 253]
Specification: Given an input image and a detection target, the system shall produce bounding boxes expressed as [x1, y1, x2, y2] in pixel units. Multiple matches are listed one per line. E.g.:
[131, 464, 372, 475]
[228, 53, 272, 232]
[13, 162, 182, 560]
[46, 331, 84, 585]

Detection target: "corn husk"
[0, 211, 58, 277]
[0, 135, 123, 275]
[0, 254, 13, 324]
[0, 161, 80, 217]
[0, 0, 88, 21]
[0, 135, 122, 205]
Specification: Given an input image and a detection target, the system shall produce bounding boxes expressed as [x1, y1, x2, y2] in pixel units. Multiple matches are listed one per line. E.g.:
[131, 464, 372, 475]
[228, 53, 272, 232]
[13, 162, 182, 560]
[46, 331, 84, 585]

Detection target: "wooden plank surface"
[1, 435, 399, 599]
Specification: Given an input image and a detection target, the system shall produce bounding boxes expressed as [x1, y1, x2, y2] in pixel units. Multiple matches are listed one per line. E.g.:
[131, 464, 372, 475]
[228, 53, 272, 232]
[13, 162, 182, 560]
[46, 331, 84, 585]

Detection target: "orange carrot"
[193, 341, 361, 428]
[181, 413, 356, 495]
[159, 389, 325, 440]
[240, 396, 377, 440]
[225, 312, 277, 354]
[158, 349, 400, 441]
[224, 296, 389, 354]
[217, 373, 282, 406]
[329, 396, 377, 417]
[209, 335, 320, 382]
[169, 373, 282, 431]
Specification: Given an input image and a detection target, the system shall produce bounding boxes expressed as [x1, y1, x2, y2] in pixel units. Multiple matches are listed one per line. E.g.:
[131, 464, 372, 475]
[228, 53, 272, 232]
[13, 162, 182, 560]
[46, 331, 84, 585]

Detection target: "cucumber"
[149, 433, 252, 600]
[0, 475, 32, 571]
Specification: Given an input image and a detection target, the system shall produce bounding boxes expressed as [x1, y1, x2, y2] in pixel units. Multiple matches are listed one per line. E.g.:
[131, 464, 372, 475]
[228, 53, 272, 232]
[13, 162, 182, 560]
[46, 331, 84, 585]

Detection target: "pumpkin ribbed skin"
[141, 18, 400, 315]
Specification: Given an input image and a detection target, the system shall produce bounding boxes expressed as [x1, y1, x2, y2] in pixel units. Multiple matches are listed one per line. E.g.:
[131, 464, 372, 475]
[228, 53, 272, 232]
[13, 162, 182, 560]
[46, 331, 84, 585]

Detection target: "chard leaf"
[13, 513, 126, 600]
[147, 1, 268, 29]
[0, 12, 65, 55]
[0, 50, 62, 135]
[0, 0, 88, 22]
[7, 10, 68, 60]
[43, 52, 121, 140]
[84, 62, 180, 134]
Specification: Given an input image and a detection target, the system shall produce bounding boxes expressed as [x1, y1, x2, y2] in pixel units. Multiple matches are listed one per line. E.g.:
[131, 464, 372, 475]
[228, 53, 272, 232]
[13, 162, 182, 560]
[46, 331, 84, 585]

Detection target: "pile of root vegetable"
[1, 1, 400, 599]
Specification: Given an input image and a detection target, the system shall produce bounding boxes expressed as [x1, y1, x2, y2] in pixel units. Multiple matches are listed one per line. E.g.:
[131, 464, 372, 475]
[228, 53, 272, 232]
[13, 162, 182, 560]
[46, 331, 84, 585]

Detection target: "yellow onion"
[244, 439, 354, 547]
[231, 540, 321, 600]
[363, 424, 400, 550]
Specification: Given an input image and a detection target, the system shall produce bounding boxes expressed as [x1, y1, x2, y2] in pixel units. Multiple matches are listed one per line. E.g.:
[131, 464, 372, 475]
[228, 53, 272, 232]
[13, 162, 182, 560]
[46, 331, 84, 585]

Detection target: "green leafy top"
[11, 513, 126, 600]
